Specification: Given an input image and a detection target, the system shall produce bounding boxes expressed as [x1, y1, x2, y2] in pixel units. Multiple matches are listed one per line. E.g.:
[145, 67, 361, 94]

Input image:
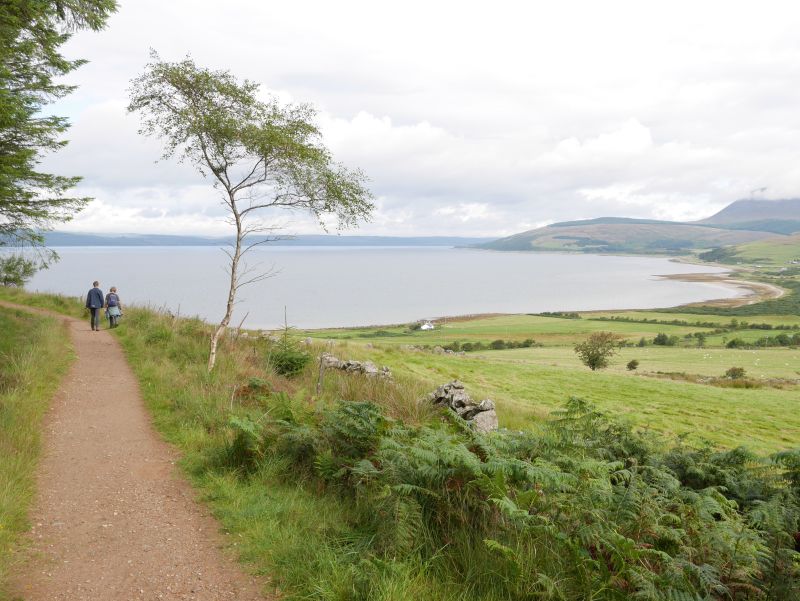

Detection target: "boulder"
[429, 380, 498, 433]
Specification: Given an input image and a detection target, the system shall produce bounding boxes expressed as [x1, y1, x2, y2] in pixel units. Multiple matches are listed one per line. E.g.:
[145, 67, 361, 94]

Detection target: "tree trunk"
[207, 197, 242, 372]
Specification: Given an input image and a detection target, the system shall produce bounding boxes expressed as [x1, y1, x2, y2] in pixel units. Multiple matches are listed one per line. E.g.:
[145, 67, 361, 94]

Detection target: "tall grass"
[0, 307, 72, 600]
[108, 305, 799, 600]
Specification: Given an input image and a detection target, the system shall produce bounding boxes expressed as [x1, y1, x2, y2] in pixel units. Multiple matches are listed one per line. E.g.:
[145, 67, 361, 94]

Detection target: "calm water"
[27, 247, 739, 329]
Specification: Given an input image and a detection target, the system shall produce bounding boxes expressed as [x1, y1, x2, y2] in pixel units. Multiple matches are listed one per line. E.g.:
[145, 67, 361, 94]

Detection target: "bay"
[27, 246, 739, 329]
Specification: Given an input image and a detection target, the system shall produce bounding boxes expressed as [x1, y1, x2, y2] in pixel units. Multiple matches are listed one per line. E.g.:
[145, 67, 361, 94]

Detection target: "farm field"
[471, 345, 799, 380]
[582, 309, 800, 327]
[323, 341, 799, 453]
[305, 314, 720, 347]
[305, 312, 800, 348]
[302, 304, 800, 454]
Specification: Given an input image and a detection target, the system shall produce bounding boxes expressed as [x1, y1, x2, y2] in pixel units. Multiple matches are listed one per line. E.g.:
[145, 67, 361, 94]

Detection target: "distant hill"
[44, 232, 495, 247]
[478, 198, 798, 255]
[694, 198, 800, 234]
[697, 198, 800, 225]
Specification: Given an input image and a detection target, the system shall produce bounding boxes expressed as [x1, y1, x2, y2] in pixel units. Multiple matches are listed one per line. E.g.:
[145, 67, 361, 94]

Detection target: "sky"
[44, 0, 800, 238]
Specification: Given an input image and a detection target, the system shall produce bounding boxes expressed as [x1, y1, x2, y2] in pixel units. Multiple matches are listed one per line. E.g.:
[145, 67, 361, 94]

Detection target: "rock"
[429, 380, 498, 433]
[320, 353, 392, 379]
[361, 361, 379, 376]
[321, 353, 343, 369]
[471, 408, 499, 434]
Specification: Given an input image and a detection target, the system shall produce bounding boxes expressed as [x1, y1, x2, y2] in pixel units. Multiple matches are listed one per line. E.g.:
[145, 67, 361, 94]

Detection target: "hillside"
[479, 198, 798, 254]
[701, 233, 800, 267]
[481, 222, 780, 254]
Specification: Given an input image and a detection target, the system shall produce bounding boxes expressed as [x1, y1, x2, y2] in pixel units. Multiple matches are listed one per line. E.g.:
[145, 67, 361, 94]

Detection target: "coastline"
[656, 272, 785, 308]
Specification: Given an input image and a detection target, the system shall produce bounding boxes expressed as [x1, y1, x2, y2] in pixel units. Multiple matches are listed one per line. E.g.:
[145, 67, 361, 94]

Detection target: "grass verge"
[0, 306, 72, 600]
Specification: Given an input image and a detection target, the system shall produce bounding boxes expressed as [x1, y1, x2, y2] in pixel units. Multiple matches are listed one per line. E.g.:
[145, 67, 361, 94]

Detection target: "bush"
[724, 366, 746, 380]
[653, 332, 678, 346]
[726, 338, 747, 349]
[489, 339, 506, 350]
[626, 359, 639, 371]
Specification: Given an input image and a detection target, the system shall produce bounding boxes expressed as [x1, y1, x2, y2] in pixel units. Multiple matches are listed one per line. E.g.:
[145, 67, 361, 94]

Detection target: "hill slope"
[697, 198, 800, 224]
[480, 222, 780, 254]
[480, 198, 797, 254]
[695, 198, 800, 234]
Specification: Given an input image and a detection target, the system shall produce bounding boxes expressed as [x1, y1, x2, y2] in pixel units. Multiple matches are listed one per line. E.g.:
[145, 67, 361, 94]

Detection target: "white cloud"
[38, 0, 800, 237]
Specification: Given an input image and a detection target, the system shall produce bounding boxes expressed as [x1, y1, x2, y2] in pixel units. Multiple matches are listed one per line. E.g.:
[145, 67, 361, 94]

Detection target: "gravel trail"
[3, 302, 268, 600]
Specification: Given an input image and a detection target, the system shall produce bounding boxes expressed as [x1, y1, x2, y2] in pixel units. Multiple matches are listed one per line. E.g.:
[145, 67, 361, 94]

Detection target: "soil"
[1, 302, 270, 601]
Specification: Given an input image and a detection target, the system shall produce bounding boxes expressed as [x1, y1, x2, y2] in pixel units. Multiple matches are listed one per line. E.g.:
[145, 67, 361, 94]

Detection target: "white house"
[420, 320, 435, 331]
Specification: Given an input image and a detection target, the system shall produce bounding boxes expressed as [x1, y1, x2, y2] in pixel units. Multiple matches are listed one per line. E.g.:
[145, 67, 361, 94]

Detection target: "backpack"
[107, 293, 119, 307]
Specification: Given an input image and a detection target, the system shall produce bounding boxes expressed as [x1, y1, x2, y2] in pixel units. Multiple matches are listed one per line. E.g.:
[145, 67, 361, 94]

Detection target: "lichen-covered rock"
[429, 381, 498, 433]
[321, 353, 392, 379]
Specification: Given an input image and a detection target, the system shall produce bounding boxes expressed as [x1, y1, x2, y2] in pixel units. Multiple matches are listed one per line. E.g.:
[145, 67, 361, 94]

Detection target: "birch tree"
[128, 54, 374, 371]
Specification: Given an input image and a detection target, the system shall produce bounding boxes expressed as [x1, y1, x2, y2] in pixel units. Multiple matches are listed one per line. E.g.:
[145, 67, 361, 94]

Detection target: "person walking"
[85, 281, 104, 331]
[105, 286, 123, 328]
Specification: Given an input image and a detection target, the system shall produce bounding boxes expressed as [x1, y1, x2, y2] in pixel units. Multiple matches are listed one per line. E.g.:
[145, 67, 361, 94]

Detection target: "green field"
[732, 234, 800, 266]
[299, 306, 800, 454]
[304, 314, 723, 347]
[324, 341, 798, 453]
[583, 309, 800, 327]
[305, 311, 800, 348]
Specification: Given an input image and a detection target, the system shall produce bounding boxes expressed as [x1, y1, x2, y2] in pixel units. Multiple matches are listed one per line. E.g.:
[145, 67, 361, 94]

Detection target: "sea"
[26, 246, 741, 330]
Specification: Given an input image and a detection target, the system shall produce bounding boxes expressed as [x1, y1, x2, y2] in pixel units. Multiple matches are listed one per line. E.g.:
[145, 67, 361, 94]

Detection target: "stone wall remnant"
[429, 380, 498, 433]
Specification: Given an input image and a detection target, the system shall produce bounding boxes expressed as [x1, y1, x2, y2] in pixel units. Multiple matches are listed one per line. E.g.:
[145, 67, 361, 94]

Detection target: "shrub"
[225, 396, 800, 600]
[726, 338, 747, 349]
[653, 332, 679, 346]
[489, 339, 506, 350]
[626, 359, 639, 371]
[725, 366, 746, 380]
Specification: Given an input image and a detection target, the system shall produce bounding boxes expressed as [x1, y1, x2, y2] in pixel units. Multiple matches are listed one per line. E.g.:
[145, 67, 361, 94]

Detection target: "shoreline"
[655, 272, 785, 309]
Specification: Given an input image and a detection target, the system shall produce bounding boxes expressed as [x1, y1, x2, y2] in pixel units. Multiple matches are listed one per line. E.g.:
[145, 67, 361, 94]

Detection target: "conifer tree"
[0, 0, 117, 260]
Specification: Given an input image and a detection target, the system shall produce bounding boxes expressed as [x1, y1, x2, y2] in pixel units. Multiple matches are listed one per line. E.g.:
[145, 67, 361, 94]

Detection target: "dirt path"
[3, 302, 268, 600]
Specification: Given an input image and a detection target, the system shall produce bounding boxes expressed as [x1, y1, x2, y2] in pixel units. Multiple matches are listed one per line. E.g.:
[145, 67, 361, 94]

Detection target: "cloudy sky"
[46, 0, 800, 238]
